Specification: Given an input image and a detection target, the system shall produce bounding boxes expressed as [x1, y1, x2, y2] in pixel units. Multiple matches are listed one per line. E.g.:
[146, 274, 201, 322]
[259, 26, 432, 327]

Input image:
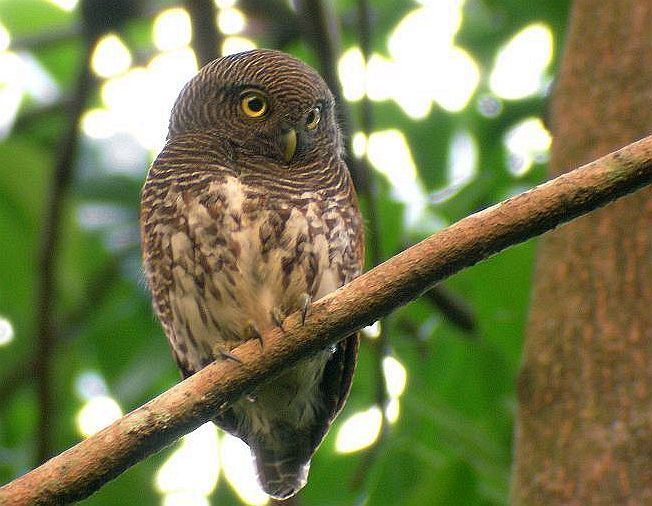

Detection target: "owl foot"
[218, 348, 243, 364]
[271, 307, 285, 330]
[245, 320, 265, 349]
[299, 293, 312, 325]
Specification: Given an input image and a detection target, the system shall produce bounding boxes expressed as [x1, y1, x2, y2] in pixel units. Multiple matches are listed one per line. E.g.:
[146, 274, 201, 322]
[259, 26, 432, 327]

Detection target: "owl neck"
[154, 132, 354, 200]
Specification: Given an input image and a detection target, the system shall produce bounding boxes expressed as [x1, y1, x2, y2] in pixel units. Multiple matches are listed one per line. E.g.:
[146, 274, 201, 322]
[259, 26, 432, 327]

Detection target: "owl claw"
[299, 293, 312, 325]
[245, 321, 265, 350]
[218, 349, 243, 364]
[271, 307, 285, 329]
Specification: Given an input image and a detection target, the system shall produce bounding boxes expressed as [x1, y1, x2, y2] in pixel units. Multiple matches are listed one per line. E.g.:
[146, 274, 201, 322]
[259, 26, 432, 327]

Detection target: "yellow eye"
[240, 91, 268, 118]
[306, 106, 321, 130]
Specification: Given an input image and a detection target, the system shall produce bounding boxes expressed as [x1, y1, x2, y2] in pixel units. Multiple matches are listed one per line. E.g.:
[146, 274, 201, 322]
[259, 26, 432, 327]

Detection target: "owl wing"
[140, 138, 234, 379]
[140, 164, 194, 380]
[310, 172, 365, 448]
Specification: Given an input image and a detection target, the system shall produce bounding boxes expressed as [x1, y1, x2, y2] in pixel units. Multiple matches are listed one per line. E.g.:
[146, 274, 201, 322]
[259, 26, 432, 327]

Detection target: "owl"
[140, 49, 364, 499]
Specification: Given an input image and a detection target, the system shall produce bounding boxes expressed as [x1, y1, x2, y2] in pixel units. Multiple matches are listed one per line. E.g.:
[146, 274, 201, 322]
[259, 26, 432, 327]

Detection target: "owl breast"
[153, 174, 358, 439]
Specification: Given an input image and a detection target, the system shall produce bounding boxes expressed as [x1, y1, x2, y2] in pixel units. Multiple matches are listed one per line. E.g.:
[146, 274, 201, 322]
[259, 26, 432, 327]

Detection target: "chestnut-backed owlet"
[140, 49, 364, 499]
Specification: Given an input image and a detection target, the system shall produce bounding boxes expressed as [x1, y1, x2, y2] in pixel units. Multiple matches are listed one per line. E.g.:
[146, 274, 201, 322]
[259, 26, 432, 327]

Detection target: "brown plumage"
[140, 49, 364, 499]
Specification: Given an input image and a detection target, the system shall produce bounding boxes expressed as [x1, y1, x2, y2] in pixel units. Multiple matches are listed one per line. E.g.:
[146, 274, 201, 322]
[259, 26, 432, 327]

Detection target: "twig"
[345, 0, 395, 487]
[33, 38, 96, 464]
[1, 133, 650, 504]
[185, 0, 222, 67]
[30, 0, 146, 461]
[9, 1, 171, 51]
[355, 0, 381, 266]
[58, 247, 135, 339]
[0, 247, 132, 407]
[423, 284, 478, 335]
[296, 5, 391, 482]
[239, 0, 300, 49]
[12, 99, 74, 134]
[11, 26, 82, 51]
[0, 359, 35, 404]
[396, 316, 431, 358]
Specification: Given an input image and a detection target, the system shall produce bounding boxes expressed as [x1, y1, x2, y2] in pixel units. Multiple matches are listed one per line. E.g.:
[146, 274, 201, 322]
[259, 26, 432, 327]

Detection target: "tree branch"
[423, 284, 478, 335]
[0, 247, 134, 408]
[33, 38, 96, 464]
[1, 135, 651, 504]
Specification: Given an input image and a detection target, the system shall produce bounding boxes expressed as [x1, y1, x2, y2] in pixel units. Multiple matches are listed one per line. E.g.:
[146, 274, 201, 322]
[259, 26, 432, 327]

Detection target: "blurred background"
[0, 0, 570, 504]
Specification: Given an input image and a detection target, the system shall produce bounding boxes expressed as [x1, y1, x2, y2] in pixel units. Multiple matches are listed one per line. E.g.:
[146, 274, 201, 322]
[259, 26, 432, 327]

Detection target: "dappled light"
[218, 7, 246, 35]
[156, 423, 220, 502]
[91, 34, 132, 78]
[362, 320, 381, 339]
[45, 0, 77, 11]
[76, 395, 123, 438]
[95, 48, 198, 150]
[215, 0, 238, 8]
[220, 434, 269, 505]
[385, 398, 400, 424]
[366, 129, 428, 227]
[0, 52, 21, 137]
[504, 117, 552, 176]
[489, 23, 554, 100]
[0, 22, 9, 51]
[335, 406, 383, 453]
[0, 316, 14, 346]
[74, 370, 110, 400]
[447, 130, 478, 187]
[382, 356, 407, 398]
[153, 8, 192, 52]
[162, 492, 210, 506]
[75, 371, 123, 437]
[222, 36, 257, 56]
[338, 1, 479, 117]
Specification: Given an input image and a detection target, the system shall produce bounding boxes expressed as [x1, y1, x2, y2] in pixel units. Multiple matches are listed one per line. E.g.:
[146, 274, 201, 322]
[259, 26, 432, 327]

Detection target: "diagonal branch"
[1, 135, 652, 504]
[422, 284, 478, 335]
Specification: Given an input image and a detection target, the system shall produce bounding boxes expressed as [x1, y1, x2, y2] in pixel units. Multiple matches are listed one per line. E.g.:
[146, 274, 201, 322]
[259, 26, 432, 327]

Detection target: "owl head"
[168, 49, 342, 165]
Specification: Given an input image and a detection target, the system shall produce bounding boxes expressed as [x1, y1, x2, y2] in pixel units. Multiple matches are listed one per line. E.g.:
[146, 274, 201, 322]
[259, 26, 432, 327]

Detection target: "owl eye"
[306, 106, 321, 130]
[240, 91, 268, 118]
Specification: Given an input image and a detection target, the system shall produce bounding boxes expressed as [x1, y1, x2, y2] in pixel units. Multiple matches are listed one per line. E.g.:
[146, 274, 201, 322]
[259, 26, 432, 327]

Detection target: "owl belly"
[166, 177, 348, 438]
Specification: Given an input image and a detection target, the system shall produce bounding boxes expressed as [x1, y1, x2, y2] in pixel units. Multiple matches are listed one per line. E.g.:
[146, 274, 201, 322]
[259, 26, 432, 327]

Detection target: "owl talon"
[271, 307, 285, 329]
[245, 321, 265, 349]
[218, 349, 243, 364]
[300, 293, 312, 325]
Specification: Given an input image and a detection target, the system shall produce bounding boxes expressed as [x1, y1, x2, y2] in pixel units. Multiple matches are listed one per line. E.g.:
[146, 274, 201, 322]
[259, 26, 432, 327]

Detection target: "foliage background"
[0, 0, 570, 504]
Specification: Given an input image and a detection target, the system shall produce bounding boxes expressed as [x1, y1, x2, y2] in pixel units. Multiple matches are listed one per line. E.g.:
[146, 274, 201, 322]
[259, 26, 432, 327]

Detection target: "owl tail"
[250, 439, 312, 500]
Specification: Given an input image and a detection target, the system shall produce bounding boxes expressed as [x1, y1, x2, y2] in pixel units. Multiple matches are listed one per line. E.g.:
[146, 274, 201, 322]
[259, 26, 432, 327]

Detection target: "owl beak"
[281, 128, 297, 162]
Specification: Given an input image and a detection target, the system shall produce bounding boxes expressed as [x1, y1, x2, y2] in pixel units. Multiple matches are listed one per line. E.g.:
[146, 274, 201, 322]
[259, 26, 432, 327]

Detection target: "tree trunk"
[512, 1, 652, 503]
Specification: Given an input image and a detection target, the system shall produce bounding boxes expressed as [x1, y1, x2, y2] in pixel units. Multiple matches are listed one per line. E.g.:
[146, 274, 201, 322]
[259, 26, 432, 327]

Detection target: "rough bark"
[512, 1, 652, 504]
[1, 136, 651, 504]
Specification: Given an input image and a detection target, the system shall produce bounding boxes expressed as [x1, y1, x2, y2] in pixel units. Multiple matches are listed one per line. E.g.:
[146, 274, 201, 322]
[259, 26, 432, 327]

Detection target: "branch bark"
[2, 136, 652, 504]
